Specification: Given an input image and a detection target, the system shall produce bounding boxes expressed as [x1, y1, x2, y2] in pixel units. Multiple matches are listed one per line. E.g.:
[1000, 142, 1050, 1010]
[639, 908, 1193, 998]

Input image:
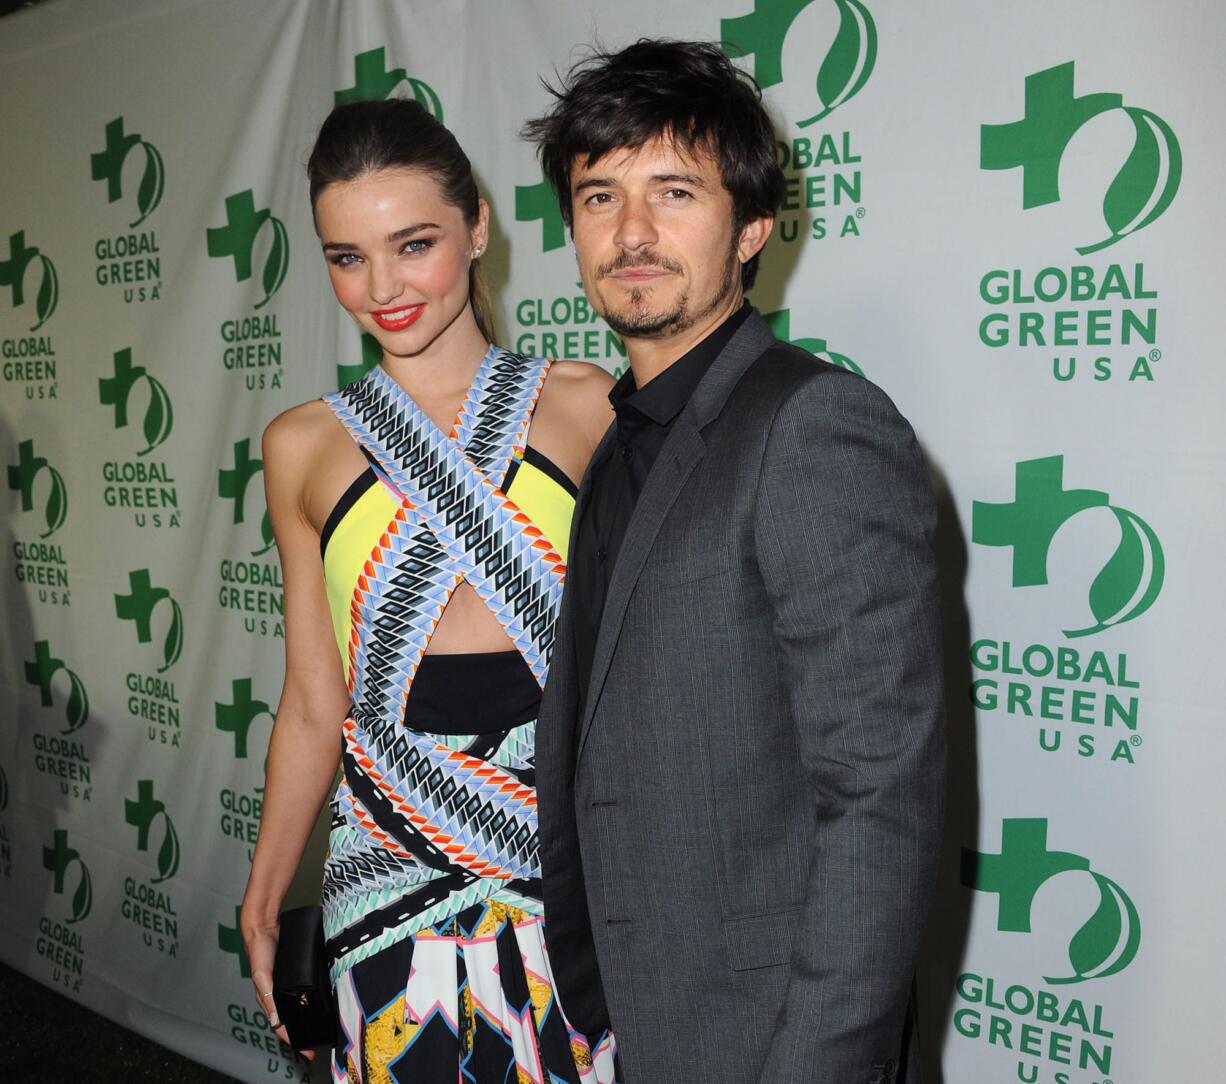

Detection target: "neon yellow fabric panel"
[322, 459, 574, 682]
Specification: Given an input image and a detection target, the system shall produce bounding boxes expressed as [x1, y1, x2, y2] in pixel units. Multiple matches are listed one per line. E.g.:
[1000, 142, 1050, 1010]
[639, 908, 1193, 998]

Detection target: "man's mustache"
[597, 252, 683, 278]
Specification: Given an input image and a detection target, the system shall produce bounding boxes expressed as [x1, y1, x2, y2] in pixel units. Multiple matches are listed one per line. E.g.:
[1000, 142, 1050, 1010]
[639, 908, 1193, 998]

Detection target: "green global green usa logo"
[973, 456, 1163, 638]
[90, 117, 165, 228]
[963, 818, 1140, 984]
[765, 309, 864, 375]
[219, 439, 274, 556]
[215, 678, 273, 761]
[982, 62, 1181, 254]
[515, 172, 567, 253]
[125, 779, 180, 882]
[44, 829, 92, 922]
[9, 439, 67, 537]
[99, 347, 173, 456]
[206, 191, 289, 310]
[115, 569, 183, 672]
[336, 46, 443, 117]
[0, 230, 58, 331]
[722, 0, 877, 127]
[25, 640, 89, 734]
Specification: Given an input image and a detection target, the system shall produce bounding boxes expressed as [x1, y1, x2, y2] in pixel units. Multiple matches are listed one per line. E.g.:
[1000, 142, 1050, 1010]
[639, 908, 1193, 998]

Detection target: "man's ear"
[737, 215, 773, 264]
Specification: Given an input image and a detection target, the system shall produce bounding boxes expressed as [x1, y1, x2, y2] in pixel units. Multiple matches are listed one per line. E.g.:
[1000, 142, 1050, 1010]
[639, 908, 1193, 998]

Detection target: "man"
[525, 40, 944, 1084]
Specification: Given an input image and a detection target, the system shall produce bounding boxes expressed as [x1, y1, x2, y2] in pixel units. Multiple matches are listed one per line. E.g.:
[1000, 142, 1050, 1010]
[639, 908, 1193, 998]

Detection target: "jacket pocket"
[722, 907, 799, 972]
[650, 541, 733, 588]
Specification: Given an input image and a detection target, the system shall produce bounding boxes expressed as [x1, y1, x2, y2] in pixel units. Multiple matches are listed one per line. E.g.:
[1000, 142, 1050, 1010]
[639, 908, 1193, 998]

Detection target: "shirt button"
[596, 547, 608, 562]
[620, 444, 633, 461]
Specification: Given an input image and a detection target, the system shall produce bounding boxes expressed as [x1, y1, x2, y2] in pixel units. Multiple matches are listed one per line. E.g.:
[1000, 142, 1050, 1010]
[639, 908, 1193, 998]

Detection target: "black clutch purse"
[271, 905, 336, 1049]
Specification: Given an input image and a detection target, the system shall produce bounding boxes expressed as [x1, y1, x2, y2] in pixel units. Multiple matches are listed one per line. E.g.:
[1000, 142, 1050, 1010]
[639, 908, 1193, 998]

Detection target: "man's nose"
[612, 195, 658, 252]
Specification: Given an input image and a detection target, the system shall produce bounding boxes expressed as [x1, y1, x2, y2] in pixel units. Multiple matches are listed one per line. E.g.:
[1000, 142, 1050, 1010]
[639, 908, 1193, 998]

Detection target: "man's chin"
[601, 304, 689, 339]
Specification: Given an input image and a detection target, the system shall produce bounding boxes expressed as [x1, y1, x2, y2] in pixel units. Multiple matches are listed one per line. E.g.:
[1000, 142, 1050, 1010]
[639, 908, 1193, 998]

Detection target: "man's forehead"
[570, 134, 719, 182]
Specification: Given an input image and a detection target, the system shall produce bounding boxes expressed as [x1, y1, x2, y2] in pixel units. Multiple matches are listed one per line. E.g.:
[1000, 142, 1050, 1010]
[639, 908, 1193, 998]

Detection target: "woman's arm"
[240, 405, 352, 1051]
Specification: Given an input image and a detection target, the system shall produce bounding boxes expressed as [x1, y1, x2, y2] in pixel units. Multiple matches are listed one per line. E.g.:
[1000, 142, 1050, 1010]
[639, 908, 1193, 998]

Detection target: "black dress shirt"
[571, 303, 750, 709]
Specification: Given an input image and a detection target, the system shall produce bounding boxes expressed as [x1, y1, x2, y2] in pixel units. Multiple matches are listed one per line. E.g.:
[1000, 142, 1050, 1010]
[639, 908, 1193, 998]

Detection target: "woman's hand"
[242, 911, 315, 1061]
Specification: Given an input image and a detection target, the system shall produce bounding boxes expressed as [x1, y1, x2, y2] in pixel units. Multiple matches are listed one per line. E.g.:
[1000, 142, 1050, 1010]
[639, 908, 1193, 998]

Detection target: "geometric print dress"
[318, 346, 618, 1084]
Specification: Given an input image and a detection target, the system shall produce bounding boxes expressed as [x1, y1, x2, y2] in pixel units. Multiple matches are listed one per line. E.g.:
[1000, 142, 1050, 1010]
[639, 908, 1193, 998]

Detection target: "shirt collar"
[609, 302, 752, 426]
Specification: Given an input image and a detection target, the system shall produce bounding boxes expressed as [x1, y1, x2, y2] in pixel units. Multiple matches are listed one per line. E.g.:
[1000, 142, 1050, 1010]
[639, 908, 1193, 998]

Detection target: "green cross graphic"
[8, 440, 46, 511]
[215, 679, 271, 759]
[218, 906, 252, 977]
[206, 191, 270, 282]
[124, 780, 163, 852]
[90, 117, 141, 203]
[114, 569, 170, 644]
[971, 456, 1108, 588]
[515, 176, 566, 252]
[219, 439, 263, 525]
[43, 829, 79, 894]
[961, 819, 1089, 933]
[722, 0, 815, 89]
[98, 348, 145, 428]
[25, 640, 64, 706]
[336, 46, 406, 103]
[0, 230, 37, 307]
[981, 63, 1122, 209]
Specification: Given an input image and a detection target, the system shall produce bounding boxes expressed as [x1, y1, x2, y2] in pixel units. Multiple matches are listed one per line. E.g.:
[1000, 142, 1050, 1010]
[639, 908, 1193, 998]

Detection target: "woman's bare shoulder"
[262, 398, 341, 462]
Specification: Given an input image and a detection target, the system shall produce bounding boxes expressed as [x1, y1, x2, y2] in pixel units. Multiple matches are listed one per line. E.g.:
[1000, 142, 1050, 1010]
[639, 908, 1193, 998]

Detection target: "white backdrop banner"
[2, 2, 1222, 1082]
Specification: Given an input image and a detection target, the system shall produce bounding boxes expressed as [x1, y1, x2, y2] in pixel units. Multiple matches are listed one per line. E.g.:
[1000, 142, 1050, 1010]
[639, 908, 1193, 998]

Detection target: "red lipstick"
[370, 304, 425, 331]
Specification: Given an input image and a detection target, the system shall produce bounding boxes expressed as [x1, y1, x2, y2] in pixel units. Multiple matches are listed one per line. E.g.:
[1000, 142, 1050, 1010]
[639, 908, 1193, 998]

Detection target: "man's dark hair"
[522, 39, 785, 290]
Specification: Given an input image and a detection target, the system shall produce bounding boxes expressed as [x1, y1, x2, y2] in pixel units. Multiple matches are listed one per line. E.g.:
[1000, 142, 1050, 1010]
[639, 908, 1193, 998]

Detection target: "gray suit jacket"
[537, 310, 944, 1084]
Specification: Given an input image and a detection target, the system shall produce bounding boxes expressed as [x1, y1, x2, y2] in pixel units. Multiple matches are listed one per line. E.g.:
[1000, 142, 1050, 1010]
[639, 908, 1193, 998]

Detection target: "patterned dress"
[318, 347, 617, 1084]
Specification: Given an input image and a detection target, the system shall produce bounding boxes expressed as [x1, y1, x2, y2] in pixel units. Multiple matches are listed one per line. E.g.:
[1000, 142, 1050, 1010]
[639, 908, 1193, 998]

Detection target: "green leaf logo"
[139, 375, 174, 456]
[256, 216, 289, 311]
[44, 831, 92, 923]
[62, 669, 89, 736]
[71, 863, 93, 923]
[161, 598, 184, 673]
[1065, 506, 1164, 638]
[155, 818, 181, 882]
[407, 77, 443, 119]
[982, 64, 1181, 252]
[33, 254, 58, 331]
[133, 141, 166, 229]
[1081, 106, 1182, 255]
[43, 469, 67, 537]
[801, 0, 877, 128]
[1048, 872, 1141, 984]
[764, 309, 866, 375]
[335, 48, 444, 119]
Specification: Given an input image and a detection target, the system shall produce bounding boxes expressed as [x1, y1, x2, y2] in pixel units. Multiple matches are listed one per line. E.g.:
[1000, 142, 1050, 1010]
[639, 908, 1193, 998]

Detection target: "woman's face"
[314, 167, 488, 358]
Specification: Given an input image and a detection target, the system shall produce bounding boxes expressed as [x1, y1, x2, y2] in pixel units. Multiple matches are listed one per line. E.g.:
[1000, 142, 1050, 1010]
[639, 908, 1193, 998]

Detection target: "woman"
[240, 98, 617, 1084]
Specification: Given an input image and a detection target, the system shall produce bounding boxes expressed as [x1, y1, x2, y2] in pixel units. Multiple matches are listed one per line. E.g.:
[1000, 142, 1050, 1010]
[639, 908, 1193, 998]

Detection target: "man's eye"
[585, 192, 614, 205]
[663, 188, 692, 200]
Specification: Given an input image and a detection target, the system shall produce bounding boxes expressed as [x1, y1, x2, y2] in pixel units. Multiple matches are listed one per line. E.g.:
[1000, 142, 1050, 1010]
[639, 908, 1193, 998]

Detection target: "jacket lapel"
[576, 310, 779, 760]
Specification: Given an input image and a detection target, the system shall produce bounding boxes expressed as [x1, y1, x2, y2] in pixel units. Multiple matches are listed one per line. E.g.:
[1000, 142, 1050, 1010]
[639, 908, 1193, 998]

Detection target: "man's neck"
[625, 290, 745, 388]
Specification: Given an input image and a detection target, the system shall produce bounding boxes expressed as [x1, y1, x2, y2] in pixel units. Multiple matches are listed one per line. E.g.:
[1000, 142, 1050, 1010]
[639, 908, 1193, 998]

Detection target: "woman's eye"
[328, 252, 361, 267]
[403, 238, 435, 254]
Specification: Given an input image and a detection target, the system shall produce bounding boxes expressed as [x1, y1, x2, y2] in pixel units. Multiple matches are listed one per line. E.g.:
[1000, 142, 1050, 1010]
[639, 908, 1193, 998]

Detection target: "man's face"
[569, 135, 765, 343]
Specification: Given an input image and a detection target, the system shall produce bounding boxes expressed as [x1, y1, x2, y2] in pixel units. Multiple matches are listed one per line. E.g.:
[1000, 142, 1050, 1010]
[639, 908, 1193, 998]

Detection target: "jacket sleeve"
[752, 369, 945, 1083]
